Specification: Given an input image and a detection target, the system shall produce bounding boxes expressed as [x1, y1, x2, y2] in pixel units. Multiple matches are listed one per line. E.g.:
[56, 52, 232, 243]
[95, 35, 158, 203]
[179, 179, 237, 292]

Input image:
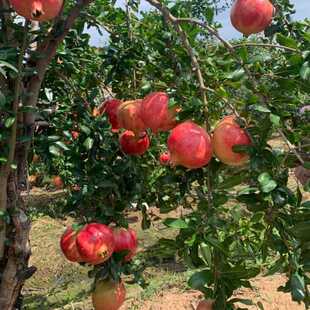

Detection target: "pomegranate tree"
[10, 0, 63, 22]
[117, 100, 146, 135]
[230, 0, 274, 35]
[76, 223, 115, 265]
[167, 121, 212, 169]
[113, 227, 138, 262]
[212, 115, 251, 166]
[60, 227, 83, 263]
[119, 130, 150, 156]
[92, 279, 126, 310]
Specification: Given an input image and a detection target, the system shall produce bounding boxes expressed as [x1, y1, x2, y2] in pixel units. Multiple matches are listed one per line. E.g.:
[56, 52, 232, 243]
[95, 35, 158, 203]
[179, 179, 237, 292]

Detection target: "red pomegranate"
[140, 92, 174, 133]
[60, 227, 83, 263]
[76, 223, 115, 265]
[117, 100, 146, 135]
[159, 152, 171, 166]
[113, 227, 138, 262]
[92, 279, 126, 310]
[103, 98, 122, 132]
[196, 299, 214, 310]
[230, 0, 274, 35]
[119, 130, 150, 156]
[10, 0, 63, 22]
[52, 175, 63, 189]
[167, 121, 213, 169]
[212, 115, 251, 166]
[71, 130, 80, 140]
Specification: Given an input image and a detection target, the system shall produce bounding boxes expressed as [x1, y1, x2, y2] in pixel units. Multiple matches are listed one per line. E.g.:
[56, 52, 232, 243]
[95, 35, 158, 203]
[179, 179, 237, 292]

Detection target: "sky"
[86, 0, 310, 46]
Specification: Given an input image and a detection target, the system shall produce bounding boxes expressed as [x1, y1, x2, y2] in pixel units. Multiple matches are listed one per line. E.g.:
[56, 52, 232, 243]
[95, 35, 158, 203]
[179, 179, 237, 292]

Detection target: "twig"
[233, 42, 301, 54]
[145, 0, 208, 113]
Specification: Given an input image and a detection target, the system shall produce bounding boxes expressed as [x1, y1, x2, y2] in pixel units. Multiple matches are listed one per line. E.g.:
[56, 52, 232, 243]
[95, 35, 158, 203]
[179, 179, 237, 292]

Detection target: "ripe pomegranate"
[159, 152, 171, 166]
[76, 223, 115, 265]
[10, 0, 63, 22]
[60, 227, 83, 263]
[140, 92, 178, 133]
[212, 115, 251, 166]
[196, 299, 214, 310]
[230, 0, 275, 35]
[92, 279, 126, 310]
[71, 130, 80, 140]
[113, 227, 138, 262]
[103, 98, 122, 132]
[117, 100, 146, 135]
[167, 121, 212, 169]
[119, 131, 150, 156]
[52, 175, 63, 189]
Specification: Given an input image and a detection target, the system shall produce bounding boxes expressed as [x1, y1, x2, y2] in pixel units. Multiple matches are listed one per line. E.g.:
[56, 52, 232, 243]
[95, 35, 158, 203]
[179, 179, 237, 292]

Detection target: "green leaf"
[250, 105, 270, 113]
[54, 141, 70, 151]
[0, 91, 5, 106]
[49, 145, 61, 156]
[83, 137, 94, 150]
[163, 218, 188, 229]
[4, 117, 15, 128]
[227, 68, 245, 81]
[188, 270, 212, 289]
[276, 33, 298, 48]
[44, 88, 53, 102]
[300, 62, 310, 81]
[198, 243, 212, 267]
[47, 135, 61, 142]
[291, 273, 305, 302]
[80, 125, 91, 135]
[270, 114, 280, 127]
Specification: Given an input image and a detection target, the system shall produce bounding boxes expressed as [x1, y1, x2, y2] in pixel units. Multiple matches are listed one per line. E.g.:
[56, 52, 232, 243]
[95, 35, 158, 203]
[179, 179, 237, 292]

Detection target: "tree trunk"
[0, 163, 36, 310]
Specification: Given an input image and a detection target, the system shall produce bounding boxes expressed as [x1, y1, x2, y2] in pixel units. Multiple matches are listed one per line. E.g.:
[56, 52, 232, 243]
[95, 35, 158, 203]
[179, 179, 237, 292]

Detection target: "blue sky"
[87, 0, 310, 46]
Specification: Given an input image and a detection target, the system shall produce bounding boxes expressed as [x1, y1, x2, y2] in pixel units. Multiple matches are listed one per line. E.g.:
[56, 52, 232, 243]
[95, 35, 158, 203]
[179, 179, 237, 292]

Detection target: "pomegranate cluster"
[60, 224, 138, 309]
[98, 92, 252, 169]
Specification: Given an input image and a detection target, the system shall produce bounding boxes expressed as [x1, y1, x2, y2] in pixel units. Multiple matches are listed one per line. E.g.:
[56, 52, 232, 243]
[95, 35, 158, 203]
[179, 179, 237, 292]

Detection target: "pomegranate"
[167, 121, 213, 169]
[159, 152, 171, 166]
[103, 98, 122, 132]
[60, 227, 83, 263]
[230, 0, 275, 35]
[76, 223, 115, 265]
[196, 299, 214, 310]
[117, 100, 146, 135]
[92, 279, 126, 310]
[140, 92, 178, 133]
[52, 175, 63, 189]
[71, 130, 80, 140]
[10, 0, 63, 22]
[119, 130, 150, 156]
[113, 227, 138, 262]
[212, 115, 251, 166]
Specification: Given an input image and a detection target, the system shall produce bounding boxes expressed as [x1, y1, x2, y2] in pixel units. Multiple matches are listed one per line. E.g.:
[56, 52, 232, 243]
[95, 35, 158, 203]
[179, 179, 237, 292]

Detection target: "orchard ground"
[23, 171, 309, 309]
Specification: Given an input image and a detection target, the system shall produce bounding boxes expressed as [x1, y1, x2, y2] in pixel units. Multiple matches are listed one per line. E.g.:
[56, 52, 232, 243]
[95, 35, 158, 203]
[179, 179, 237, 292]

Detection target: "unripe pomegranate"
[92, 279, 126, 310]
[10, 0, 63, 22]
[119, 131, 150, 156]
[212, 115, 251, 166]
[60, 227, 83, 263]
[113, 227, 138, 262]
[230, 0, 274, 35]
[196, 299, 214, 310]
[167, 121, 212, 169]
[140, 92, 178, 133]
[159, 152, 171, 166]
[76, 223, 115, 265]
[117, 100, 146, 135]
[103, 98, 122, 132]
